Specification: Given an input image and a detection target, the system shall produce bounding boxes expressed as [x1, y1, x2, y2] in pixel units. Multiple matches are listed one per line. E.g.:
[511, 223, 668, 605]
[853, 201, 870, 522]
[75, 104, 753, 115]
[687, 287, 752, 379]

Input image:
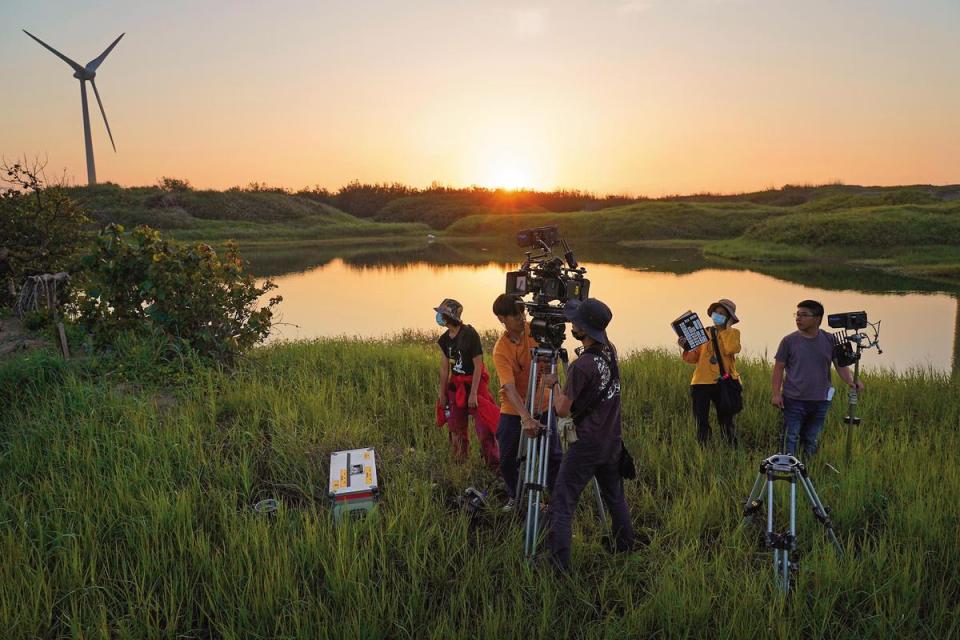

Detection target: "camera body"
[505, 226, 589, 349]
[528, 305, 568, 348]
[828, 311, 868, 330]
[505, 259, 589, 303]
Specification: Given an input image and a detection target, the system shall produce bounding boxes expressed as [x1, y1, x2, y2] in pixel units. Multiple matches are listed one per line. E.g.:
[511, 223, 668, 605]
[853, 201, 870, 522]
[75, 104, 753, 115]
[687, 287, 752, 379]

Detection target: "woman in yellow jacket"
[679, 298, 741, 446]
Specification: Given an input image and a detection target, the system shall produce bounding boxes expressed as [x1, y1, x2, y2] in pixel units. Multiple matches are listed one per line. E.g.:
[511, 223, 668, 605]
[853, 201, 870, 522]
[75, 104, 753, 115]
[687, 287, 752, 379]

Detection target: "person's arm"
[537, 373, 574, 421]
[835, 364, 865, 391]
[681, 343, 702, 364]
[501, 383, 532, 418]
[468, 354, 483, 408]
[722, 328, 742, 355]
[552, 381, 574, 418]
[771, 361, 785, 408]
[438, 355, 449, 406]
[493, 348, 530, 417]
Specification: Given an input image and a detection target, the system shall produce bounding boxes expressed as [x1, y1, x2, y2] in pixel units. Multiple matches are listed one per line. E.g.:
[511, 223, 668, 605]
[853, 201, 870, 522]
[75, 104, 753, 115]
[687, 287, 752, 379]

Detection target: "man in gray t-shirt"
[771, 300, 864, 456]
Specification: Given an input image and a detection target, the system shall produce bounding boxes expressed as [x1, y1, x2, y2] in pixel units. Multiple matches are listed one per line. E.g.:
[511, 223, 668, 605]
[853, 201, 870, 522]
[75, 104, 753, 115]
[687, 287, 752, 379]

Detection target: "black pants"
[547, 439, 635, 571]
[496, 413, 562, 499]
[690, 384, 738, 445]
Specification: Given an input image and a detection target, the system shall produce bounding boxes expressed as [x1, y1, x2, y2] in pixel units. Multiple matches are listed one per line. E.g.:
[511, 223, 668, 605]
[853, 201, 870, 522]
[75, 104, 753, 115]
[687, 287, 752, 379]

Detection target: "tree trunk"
[14, 272, 69, 319]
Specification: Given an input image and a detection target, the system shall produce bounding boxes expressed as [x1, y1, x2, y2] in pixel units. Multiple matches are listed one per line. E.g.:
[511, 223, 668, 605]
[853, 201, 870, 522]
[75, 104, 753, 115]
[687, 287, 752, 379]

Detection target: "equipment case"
[328, 448, 379, 522]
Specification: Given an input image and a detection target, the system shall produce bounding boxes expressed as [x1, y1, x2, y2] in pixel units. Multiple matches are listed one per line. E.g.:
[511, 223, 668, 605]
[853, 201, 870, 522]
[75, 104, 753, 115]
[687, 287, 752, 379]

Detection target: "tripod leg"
[524, 355, 559, 558]
[844, 358, 861, 464]
[766, 472, 777, 583]
[798, 472, 843, 555]
[743, 472, 766, 523]
[785, 474, 797, 592]
[591, 477, 608, 523]
[515, 434, 528, 503]
[523, 434, 541, 557]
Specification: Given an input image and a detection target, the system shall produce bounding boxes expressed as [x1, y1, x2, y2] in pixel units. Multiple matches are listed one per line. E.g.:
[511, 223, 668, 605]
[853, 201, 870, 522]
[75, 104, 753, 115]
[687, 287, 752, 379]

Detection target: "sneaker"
[502, 498, 517, 512]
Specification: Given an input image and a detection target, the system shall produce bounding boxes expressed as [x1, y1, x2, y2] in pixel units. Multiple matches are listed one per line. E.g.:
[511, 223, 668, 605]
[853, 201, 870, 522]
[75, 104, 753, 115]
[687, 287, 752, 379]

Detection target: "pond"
[252, 242, 960, 374]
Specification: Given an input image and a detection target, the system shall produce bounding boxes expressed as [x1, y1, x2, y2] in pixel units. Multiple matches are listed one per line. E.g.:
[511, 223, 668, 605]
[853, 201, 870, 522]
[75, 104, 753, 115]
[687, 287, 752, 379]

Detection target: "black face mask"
[572, 329, 587, 341]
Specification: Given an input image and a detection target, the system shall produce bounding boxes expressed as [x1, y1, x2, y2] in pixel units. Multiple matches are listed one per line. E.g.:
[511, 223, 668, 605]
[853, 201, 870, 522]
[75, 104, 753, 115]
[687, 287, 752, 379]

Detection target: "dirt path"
[0, 316, 52, 358]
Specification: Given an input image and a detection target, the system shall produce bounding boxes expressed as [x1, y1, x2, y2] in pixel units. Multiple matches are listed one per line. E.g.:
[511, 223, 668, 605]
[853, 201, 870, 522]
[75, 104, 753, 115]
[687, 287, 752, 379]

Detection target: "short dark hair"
[797, 299, 824, 317]
[492, 294, 524, 317]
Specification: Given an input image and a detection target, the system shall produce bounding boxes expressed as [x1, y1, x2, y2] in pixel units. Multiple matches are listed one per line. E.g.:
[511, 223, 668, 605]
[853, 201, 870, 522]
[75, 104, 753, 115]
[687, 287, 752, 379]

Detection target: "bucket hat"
[434, 298, 463, 323]
[708, 298, 739, 325]
[563, 298, 612, 345]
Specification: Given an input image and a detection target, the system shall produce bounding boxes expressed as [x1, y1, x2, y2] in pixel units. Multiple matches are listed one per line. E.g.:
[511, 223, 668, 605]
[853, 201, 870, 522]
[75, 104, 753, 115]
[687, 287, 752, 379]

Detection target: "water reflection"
[263, 257, 959, 374]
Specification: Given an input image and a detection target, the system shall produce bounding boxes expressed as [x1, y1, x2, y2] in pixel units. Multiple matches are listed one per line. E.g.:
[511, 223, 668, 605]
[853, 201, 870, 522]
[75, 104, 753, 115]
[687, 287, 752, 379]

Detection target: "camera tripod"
[835, 321, 881, 463]
[517, 345, 607, 558]
[742, 425, 843, 591]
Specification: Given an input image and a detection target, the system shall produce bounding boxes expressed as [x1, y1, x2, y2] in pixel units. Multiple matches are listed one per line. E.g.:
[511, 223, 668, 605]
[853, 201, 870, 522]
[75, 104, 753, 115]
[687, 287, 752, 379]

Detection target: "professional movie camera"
[505, 226, 589, 348]
[503, 227, 606, 560]
[828, 310, 880, 367]
[827, 310, 882, 462]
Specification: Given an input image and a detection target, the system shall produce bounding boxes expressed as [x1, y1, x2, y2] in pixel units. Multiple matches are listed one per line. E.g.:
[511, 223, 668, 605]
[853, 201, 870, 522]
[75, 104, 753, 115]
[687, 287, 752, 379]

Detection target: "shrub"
[0, 161, 90, 305]
[78, 224, 281, 362]
[157, 176, 193, 192]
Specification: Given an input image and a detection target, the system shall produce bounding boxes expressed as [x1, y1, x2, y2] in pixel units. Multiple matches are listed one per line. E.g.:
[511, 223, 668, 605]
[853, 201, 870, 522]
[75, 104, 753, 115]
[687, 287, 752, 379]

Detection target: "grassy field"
[1, 339, 957, 638]
[65, 183, 429, 243]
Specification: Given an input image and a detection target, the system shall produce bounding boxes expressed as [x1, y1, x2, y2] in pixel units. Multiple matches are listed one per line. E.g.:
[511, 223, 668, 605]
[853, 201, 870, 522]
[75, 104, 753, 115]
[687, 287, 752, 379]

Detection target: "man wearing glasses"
[771, 300, 864, 457]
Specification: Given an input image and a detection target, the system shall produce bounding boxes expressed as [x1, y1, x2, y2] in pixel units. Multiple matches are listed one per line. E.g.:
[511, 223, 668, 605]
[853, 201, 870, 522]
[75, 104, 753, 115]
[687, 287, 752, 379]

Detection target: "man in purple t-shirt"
[771, 299, 864, 457]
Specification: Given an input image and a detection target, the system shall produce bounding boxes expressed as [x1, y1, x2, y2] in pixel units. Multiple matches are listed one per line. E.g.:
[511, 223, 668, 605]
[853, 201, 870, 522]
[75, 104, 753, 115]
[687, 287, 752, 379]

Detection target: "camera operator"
[771, 299, 865, 457]
[435, 298, 501, 469]
[535, 298, 635, 572]
[491, 294, 562, 511]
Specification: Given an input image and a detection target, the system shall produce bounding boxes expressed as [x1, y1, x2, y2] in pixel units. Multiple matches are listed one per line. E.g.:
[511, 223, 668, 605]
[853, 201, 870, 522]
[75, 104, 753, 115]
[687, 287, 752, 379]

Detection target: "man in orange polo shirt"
[491, 294, 563, 511]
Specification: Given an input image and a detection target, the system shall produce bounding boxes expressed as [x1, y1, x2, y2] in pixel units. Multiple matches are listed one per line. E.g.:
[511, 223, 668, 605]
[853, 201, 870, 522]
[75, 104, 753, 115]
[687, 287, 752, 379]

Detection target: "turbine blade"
[90, 79, 116, 152]
[85, 33, 124, 72]
[22, 29, 84, 73]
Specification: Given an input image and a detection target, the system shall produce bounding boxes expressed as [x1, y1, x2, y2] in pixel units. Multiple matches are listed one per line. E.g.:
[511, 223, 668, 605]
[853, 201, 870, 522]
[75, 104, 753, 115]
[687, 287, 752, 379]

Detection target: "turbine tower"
[23, 30, 124, 186]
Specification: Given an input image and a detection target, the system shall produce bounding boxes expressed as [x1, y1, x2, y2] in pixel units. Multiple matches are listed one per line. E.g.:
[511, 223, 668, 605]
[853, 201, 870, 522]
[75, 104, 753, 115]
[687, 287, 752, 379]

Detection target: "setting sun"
[480, 155, 537, 190]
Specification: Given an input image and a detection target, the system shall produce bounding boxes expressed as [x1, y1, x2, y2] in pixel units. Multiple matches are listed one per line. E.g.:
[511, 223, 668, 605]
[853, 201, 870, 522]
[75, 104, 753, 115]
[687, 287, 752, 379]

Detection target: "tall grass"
[1, 340, 957, 637]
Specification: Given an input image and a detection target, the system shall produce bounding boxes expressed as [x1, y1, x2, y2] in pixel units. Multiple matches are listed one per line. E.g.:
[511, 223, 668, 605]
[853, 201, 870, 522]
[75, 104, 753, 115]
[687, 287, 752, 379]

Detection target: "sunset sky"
[1, 0, 957, 196]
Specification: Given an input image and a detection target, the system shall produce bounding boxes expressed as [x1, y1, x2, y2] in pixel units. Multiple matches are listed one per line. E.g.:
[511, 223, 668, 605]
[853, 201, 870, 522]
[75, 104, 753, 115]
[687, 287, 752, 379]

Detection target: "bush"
[78, 224, 281, 362]
[0, 161, 91, 305]
[157, 176, 193, 192]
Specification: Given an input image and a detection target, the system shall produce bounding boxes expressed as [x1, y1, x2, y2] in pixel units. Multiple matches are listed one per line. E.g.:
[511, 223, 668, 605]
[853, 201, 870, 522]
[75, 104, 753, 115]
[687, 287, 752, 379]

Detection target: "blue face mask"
[436, 312, 446, 327]
[711, 312, 727, 326]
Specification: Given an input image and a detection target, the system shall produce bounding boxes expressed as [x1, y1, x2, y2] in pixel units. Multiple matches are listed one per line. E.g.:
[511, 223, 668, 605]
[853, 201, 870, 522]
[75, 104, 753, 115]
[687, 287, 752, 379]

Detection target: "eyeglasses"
[793, 312, 820, 319]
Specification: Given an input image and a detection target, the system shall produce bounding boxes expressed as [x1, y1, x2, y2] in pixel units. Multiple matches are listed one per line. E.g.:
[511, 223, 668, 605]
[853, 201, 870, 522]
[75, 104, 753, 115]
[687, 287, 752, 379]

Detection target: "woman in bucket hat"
[678, 298, 742, 446]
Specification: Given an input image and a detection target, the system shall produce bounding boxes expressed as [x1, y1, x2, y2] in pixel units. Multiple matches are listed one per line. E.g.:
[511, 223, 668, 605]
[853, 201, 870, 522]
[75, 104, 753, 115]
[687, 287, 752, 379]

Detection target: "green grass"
[446, 200, 787, 241]
[65, 183, 429, 243]
[704, 238, 817, 263]
[741, 202, 960, 249]
[1, 339, 958, 637]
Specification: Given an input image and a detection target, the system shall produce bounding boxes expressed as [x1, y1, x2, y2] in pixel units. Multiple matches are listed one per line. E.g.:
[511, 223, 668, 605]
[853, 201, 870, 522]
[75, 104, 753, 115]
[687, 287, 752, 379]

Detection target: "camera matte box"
[328, 447, 379, 522]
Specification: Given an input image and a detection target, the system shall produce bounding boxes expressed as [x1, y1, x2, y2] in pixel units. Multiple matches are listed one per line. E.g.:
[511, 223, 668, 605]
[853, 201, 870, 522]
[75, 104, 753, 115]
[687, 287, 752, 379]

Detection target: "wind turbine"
[23, 30, 124, 186]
